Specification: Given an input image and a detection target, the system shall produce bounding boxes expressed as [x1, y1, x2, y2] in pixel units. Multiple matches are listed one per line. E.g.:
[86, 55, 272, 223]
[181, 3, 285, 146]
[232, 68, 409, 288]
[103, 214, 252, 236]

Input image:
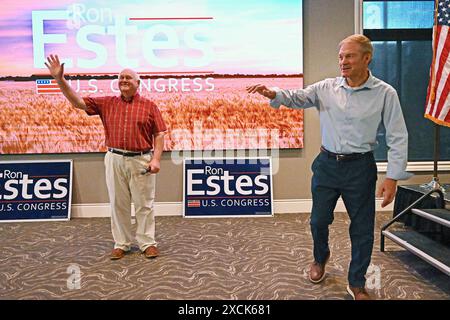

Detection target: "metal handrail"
[380, 188, 445, 252]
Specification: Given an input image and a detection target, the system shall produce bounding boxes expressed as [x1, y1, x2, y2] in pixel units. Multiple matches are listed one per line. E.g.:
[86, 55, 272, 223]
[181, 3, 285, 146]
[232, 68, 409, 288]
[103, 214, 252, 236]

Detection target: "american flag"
[187, 200, 201, 208]
[36, 79, 61, 94]
[425, 0, 450, 127]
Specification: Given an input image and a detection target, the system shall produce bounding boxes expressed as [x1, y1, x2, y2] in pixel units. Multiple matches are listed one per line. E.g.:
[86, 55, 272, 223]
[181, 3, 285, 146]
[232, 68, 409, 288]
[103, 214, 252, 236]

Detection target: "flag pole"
[433, 123, 439, 180]
[422, 123, 445, 192]
[422, 0, 446, 192]
[430, 123, 444, 190]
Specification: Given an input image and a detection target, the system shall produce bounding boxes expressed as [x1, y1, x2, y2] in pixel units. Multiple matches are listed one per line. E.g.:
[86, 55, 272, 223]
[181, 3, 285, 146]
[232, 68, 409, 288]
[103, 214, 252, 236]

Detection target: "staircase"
[381, 188, 450, 276]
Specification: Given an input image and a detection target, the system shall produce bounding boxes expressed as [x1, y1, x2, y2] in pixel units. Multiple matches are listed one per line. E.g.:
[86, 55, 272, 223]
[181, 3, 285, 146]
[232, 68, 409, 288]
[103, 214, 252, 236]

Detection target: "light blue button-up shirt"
[270, 73, 412, 180]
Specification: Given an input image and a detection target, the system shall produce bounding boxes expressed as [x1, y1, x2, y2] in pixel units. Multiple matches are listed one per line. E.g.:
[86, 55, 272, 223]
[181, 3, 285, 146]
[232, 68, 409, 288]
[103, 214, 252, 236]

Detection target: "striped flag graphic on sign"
[187, 200, 201, 208]
[36, 79, 61, 94]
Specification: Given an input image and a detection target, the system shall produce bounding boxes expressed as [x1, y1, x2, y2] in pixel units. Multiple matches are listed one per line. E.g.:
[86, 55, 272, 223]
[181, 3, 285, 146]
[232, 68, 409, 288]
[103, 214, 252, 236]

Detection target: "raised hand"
[43, 54, 87, 110]
[246, 84, 276, 99]
[44, 54, 64, 81]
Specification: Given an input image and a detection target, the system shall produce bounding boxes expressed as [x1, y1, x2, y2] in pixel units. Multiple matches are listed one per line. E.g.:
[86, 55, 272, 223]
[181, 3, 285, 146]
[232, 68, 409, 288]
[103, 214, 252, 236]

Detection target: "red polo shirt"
[83, 93, 167, 151]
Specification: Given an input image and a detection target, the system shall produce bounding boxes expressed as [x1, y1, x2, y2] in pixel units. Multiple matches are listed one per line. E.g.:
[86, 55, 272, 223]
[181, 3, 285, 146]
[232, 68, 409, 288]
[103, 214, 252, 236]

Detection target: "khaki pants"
[104, 150, 156, 252]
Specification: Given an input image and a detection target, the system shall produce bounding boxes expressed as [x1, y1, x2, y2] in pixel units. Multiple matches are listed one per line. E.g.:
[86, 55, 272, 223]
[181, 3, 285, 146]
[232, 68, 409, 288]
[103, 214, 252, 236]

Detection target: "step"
[411, 208, 450, 228]
[382, 229, 450, 276]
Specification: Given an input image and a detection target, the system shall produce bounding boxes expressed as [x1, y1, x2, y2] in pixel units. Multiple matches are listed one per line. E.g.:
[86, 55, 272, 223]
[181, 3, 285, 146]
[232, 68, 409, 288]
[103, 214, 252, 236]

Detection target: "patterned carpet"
[0, 212, 448, 300]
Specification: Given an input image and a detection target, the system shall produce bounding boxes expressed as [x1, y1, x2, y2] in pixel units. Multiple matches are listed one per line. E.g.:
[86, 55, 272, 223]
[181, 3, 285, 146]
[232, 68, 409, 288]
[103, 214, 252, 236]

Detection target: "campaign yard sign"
[0, 160, 73, 222]
[183, 158, 273, 217]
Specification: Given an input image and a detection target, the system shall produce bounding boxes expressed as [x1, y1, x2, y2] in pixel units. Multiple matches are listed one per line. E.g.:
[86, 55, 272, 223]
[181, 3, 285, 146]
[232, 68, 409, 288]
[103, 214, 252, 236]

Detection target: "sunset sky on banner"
[0, 0, 303, 76]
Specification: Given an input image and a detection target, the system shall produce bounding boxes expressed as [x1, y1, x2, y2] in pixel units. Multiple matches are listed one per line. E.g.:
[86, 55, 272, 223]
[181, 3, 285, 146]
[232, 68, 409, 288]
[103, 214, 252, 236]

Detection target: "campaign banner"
[184, 158, 273, 217]
[0, 160, 73, 222]
[0, 0, 304, 154]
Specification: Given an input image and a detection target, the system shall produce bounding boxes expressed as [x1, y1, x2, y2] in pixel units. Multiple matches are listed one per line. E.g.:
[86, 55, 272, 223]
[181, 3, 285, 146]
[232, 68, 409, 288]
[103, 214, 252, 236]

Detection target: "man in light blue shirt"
[247, 34, 411, 300]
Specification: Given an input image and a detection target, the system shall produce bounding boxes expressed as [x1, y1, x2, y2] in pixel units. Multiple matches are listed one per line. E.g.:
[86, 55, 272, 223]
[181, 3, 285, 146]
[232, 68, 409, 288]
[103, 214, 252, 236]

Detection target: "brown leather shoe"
[110, 248, 126, 260]
[346, 285, 373, 300]
[309, 252, 330, 284]
[144, 245, 159, 259]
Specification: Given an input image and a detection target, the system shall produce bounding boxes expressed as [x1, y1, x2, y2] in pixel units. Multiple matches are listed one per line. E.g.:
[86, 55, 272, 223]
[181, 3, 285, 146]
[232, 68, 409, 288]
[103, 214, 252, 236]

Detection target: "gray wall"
[2, 0, 449, 204]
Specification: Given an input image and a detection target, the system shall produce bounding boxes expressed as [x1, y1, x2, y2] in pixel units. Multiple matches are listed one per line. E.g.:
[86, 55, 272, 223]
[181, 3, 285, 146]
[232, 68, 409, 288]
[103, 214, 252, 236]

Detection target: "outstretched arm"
[246, 84, 276, 99]
[247, 82, 319, 110]
[45, 54, 87, 110]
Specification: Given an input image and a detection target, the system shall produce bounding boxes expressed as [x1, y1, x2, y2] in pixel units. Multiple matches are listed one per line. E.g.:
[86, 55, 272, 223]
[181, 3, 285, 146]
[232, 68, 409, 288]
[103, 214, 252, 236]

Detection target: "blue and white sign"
[183, 157, 273, 217]
[0, 160, 73, 222]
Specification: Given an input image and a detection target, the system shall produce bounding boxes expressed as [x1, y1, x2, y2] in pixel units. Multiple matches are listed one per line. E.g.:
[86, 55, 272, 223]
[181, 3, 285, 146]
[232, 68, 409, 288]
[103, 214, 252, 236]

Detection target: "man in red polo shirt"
[45, 54, 167, 260]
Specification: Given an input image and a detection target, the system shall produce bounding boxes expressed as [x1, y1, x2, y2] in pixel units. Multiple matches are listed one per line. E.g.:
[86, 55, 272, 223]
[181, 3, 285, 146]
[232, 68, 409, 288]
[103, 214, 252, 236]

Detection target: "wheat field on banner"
[0, 77, 303, 154]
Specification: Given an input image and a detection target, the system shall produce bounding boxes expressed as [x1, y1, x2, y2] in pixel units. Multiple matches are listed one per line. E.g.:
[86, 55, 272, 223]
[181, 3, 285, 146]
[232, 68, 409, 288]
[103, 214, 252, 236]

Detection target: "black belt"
[108, 148, 151, 157]
[320, 146, 371, 162]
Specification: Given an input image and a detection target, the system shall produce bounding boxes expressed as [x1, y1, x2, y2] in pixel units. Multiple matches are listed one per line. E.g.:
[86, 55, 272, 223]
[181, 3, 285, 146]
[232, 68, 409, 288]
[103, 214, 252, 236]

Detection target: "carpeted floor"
[0, 212, 448, 300]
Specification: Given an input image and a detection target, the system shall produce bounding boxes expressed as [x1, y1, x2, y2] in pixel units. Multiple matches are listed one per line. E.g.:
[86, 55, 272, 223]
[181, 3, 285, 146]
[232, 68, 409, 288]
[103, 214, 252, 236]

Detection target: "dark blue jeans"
[310, 151, 377, 288]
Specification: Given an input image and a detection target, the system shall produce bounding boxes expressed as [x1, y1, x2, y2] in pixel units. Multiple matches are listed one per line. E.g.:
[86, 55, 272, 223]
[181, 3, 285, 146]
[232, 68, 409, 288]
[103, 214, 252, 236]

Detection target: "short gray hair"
[339, 34, 373, 56]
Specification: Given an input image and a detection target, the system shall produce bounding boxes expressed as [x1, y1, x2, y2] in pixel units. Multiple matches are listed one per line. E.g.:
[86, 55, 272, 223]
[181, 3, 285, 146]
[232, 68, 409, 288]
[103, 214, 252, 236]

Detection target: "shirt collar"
[337, 71, 375, 90]
[120, 92, 140, 103]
